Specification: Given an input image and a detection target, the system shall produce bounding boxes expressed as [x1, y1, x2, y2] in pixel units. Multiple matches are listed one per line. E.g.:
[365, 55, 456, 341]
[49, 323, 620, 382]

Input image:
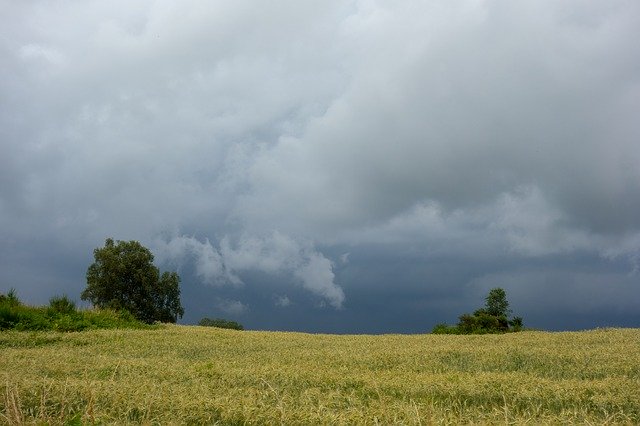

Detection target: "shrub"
[509, 316, 524, 332]
[198, 317, 244, 330]
[48, 295, 76, 315]
[0, 304, 21, 330]
[0, 290, 150, 332]
[0, 288, 21, 307]
[431, 323, 459, 334]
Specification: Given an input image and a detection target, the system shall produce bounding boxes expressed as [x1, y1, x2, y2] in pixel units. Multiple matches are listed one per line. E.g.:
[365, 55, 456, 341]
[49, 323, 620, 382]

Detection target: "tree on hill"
[82, 238, 184, 323]
[432, 287, 523, 334]
[485, 287, 511, 317]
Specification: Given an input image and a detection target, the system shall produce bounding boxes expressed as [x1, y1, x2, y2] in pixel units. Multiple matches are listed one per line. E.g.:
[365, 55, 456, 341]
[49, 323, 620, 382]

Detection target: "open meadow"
[1, 326, 639, 424]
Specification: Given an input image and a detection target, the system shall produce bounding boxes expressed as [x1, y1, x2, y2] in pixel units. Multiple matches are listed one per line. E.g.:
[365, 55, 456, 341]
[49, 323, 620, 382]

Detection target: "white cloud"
[153, 236, 239, 285]
[155, 232, 345, 309]
[274, 295, 291, 308]
[294, 253, 344, 309]
[215, 298, 248, 316]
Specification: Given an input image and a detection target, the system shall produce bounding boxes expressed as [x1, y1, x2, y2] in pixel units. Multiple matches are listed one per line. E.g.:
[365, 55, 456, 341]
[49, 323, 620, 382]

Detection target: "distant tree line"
[433, 288, 523, 334]
[5, 238, 525, 336]
[198, 317, 244, 330]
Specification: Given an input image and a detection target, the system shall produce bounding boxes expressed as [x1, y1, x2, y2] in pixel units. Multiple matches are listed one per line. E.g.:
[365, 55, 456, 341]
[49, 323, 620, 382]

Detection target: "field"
[1, 326, 639, 424]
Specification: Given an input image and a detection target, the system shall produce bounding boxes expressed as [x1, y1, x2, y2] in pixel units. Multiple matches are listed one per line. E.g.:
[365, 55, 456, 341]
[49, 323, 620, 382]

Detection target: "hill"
[1, 326, 639, 424]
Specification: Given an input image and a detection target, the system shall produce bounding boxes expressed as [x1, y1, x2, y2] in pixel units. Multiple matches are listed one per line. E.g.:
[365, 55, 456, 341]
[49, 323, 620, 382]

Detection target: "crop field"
[1, 326, 639, 424]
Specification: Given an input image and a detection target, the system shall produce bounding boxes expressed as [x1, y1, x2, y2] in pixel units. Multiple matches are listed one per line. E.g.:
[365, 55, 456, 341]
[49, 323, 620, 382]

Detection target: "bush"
[198, 317, 244, 330]
[432, 288, 523, 335]
[0, 288, 21, 307]
[0, 304, 21, 329]
[431, 323, 460, 334]
[509, 316, 523, 332]
[48, 295, 76, 314]
[0, 290, 150, 332]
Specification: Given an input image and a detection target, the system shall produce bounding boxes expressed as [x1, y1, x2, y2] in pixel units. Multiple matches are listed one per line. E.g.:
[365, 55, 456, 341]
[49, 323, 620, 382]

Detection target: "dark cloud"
[1, 1, 639, 332]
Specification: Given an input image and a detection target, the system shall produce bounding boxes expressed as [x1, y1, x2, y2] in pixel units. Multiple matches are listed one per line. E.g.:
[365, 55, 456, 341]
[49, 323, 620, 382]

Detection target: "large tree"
[82, 238, 184, 323]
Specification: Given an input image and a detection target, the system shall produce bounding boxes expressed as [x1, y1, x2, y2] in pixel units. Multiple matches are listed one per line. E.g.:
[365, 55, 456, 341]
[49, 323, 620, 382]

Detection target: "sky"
[1, 0, 639, 333]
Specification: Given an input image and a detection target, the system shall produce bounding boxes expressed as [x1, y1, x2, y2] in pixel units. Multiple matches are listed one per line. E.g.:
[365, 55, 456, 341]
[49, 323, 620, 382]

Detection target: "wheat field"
[1, 326, 639, 424]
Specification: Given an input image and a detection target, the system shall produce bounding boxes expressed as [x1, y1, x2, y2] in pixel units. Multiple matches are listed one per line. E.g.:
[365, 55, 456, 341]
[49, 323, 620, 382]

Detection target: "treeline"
[4, 238, 521, 336]
[1, 289, 246, 333]
[0, 289, 149, 332]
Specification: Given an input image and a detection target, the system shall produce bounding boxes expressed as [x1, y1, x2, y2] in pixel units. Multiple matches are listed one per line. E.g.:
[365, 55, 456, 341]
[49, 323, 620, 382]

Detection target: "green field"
[2, 326, 639, 424]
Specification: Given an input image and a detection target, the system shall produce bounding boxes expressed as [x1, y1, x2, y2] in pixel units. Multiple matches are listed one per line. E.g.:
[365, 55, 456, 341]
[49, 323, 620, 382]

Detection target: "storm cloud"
[1, 1, 639, 331]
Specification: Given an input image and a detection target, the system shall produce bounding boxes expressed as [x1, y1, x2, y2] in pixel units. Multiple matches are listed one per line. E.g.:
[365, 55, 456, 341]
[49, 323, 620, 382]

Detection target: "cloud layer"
[1, 1, 639, 330]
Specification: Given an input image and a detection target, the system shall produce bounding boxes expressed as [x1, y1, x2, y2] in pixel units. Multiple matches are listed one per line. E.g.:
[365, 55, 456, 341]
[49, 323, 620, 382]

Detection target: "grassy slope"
[1, 326, 639, 424]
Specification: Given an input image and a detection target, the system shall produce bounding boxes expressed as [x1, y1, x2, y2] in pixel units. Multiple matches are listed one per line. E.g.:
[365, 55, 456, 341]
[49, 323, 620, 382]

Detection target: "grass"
[1, 326, 639, 424]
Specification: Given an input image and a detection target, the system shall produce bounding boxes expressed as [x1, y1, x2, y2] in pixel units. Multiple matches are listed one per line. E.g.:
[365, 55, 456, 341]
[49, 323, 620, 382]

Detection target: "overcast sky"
[1, 1, 639, 332]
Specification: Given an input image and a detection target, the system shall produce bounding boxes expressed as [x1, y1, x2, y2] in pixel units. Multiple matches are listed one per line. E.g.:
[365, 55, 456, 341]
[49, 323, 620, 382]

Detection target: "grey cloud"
[233, 0, 640, 244]
[214, 298, 249, 317]
[1, 1, 639, 331]
[274, 295, 291, 308]
[471, 268, 640, 329]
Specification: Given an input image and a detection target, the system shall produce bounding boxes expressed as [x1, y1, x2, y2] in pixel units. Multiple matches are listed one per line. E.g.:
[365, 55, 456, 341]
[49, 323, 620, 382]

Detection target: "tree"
[484, 287, 511, 318]
[432, 287, 523, 334]
[82, 238, 184, 323]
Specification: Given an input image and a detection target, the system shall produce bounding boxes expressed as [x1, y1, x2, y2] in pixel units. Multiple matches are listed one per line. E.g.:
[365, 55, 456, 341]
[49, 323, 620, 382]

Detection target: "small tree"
[432, 287, 523, 334]
[484, 288, 511, 317]
[82, 238, 184, 323]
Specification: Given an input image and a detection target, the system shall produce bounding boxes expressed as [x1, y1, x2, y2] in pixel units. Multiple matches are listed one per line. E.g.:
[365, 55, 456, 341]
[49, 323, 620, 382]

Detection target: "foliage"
[0, 288, 21, 307]
[509, 316, 524, 332]
[1, 327, 638, 424]
[48, 295, 76, 315]
[0, 290, 149, 332]
[198, 317, 244, 330]
[82, 238, 184, 323]
[485, 287, 511, 317]
[433, 287, 523, 334]
[431, 323, 460, 335]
